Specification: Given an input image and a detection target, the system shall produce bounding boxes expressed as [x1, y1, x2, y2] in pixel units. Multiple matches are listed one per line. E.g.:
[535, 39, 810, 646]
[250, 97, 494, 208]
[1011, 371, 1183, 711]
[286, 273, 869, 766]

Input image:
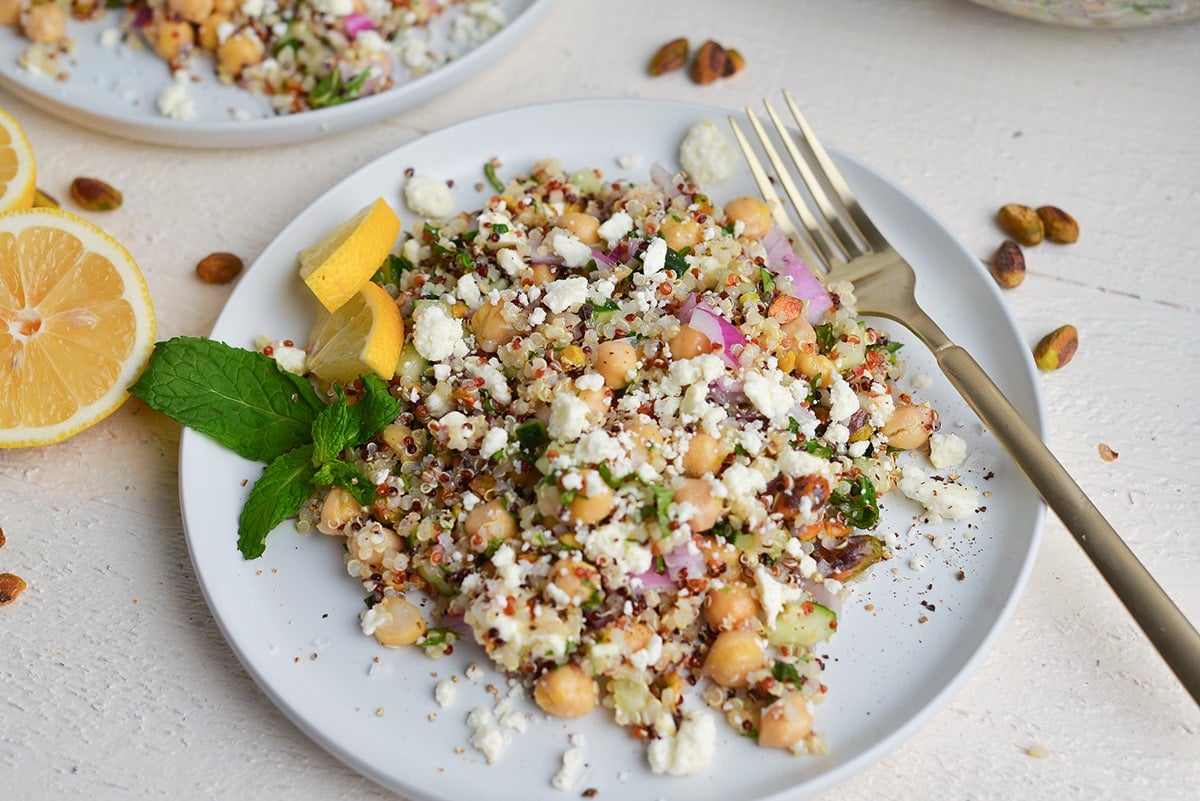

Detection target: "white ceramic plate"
[0, 0, 554, 148]
[179, 98, 1046, 801]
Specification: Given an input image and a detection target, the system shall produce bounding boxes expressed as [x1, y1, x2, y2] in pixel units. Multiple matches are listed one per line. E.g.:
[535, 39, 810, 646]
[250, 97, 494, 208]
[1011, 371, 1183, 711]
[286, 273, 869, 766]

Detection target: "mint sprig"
[130, 337, 324, 462]
[132, 337, 401, 559]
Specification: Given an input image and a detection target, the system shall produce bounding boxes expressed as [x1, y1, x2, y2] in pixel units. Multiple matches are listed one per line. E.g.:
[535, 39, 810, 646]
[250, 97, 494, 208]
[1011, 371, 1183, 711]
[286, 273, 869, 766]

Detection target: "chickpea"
[168, 0, 214, 24]
[725, 196, 772, 240]
[23, 2, 67, 44]
[346, 523, 401, 566]
[881, 404, 940, 450]
[794, 349, 835, 387]
[380, 423, 415, 457]
[149, 13, 195, 62]
[758, 693, 814, 750]
[660, 217, 701, 251]
[370, 596, 427, 648]
[781, 314, 816, 350]
[548, 557, 602, 605]
[697, 534, 740, 572]
[611, 620, 654, 652]
[533, 664, 597, 718]
[702, 629, 767, 689]
[464, 500, 516, 549]
[0, 0, 22, 27]
[673, 477, 722, 533]
[627, 422, 665, 470]
[700, 582, 758, 633]
[593, 340, 637, 389]
[217, 30, 265, 80]
[470, 300, 517, 353]
[578, 386, 611, 420]
[681, 430, 725, 477]
[197, 12, 229, 50]
[567, 473, 614, 525]
[668, 325, 712, 361]
[704, 582, 759, 631]
[556, 212, 600, 245]
[316, 487, 361, 535]
[212, 0, 237, 12]
[529, 262, 556, 285]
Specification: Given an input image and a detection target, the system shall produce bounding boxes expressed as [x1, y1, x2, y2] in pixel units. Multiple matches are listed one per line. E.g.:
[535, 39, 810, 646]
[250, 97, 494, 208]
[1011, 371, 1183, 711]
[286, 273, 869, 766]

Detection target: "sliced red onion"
[590, 248, 617, 268]
[649, 163, 682, 198]
[684, 307, 744, 369]
[633, 541, 706, 592]
[762, 226, 832, 322]
[344, 12, 376, 38]
[708, 376, 746, 406]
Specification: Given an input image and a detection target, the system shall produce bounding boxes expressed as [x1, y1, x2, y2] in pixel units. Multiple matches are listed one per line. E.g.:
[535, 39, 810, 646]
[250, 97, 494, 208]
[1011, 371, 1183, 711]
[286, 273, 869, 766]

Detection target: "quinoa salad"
[261, 152, 982, 774]
[4, 0, 508, 116]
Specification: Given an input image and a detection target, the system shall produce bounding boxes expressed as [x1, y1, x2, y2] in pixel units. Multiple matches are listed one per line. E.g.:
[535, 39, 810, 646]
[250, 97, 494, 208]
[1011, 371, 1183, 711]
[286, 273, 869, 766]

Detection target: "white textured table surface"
[2, 1, 1198, 799]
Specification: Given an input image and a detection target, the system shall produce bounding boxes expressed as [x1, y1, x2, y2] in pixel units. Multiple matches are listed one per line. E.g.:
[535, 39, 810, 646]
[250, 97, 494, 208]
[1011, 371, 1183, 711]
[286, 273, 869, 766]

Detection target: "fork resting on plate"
[730, 91, 1200, 705]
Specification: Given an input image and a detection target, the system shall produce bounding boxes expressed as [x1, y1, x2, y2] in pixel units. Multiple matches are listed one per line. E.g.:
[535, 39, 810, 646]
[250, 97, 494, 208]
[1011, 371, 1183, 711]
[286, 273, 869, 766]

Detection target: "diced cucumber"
[768, 601, 837, 649]
[395, 342, 427, 383]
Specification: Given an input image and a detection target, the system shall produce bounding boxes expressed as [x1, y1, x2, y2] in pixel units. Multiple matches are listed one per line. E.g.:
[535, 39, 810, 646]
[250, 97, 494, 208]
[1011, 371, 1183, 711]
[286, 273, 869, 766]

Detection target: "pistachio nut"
[1037, 205, 1079, 244]
[997, 203, 1043, 246]
[195, 252, 245, 284]
[1033, 324, 1078, 370]
[70, 177, 123, 211]
[990, 239, 1026, 288]
[648, 37, 689, 76]
[690, 40, 730, 85]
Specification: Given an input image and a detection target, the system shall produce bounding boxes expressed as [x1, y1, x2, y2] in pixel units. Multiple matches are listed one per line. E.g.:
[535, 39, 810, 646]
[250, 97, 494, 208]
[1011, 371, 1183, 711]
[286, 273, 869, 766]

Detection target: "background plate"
[180, 98, 1046, 801]
[0, 0, 554, 148]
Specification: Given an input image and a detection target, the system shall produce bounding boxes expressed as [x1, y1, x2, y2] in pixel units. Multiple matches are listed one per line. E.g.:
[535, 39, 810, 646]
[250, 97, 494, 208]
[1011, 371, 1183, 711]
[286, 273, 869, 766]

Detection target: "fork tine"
[761, 99, 865, 262]
[727, 115, 827, 274]
[780, 91, 889, 254]
[739, 107, 844, 271]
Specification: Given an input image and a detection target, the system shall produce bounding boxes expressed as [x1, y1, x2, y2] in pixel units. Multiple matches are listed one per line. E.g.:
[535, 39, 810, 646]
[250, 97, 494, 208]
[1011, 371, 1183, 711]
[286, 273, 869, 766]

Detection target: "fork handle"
[930, 341, 1200, 705]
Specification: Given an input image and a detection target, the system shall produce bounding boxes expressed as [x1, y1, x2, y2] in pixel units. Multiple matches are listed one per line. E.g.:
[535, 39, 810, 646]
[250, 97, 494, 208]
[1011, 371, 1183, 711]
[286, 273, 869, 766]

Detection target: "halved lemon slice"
[299, 197, 400, 312]
[307, 281, 404, 384]
[0, 207, 156, 448]
[0, 106, 36, 213]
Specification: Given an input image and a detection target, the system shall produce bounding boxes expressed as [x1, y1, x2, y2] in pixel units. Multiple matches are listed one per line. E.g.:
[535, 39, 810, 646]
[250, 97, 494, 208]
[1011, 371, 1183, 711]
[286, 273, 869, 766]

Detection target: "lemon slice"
[307, 281, 404, 384]
[299, 197, 401, 312]
[0, 106, 36, 213]
[0, 207, 156, 448]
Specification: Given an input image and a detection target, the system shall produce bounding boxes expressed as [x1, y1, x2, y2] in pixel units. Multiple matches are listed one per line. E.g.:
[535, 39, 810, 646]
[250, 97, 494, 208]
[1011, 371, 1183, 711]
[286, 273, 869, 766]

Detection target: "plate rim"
[0, 0, 558, 148]
[180, 95, 1048, 801]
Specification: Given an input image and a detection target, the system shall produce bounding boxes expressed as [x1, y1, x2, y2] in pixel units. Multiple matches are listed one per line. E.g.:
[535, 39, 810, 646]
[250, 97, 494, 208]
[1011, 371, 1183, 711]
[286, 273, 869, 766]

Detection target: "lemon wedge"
[0, 106, 36, 213]
[0, 207, 156, 447]
[306, 281, 404, 384]
[299, 197, 401, 312]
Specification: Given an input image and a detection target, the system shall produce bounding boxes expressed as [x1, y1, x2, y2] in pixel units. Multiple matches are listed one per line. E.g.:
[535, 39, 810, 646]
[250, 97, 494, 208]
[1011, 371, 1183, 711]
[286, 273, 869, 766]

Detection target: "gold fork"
[730, 91, 1200, 705]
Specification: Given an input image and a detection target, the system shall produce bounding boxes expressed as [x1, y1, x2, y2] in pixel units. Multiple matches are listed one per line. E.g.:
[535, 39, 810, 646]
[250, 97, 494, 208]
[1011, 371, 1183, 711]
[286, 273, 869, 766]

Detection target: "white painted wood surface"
[2, 1, 1197, 798]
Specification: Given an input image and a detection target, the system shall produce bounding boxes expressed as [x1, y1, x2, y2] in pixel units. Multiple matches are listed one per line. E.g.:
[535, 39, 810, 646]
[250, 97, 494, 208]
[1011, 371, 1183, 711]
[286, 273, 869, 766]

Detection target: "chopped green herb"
[814, 323, 838, 353]
[372, 253, 413, 286]
[663, 242, 691, 277]
[804, 439, 836, 459]
[771, 659, 803, 685]
[309, 68, 370, 109]
[484, 161, 505, 193]
[831, 475, 880, 529]
[759, 267, 776, 296]
[515, 420, 549, 458]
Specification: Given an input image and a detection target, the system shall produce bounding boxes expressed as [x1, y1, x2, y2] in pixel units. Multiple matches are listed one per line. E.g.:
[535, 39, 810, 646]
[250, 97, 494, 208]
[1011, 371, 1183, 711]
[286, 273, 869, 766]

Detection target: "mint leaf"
[313, 458, 376, 505]
[354, 375, 401, 440]
[130, 337, 323, 462]
[238, 445, 317, 559]
[311, 388, 359, 465]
